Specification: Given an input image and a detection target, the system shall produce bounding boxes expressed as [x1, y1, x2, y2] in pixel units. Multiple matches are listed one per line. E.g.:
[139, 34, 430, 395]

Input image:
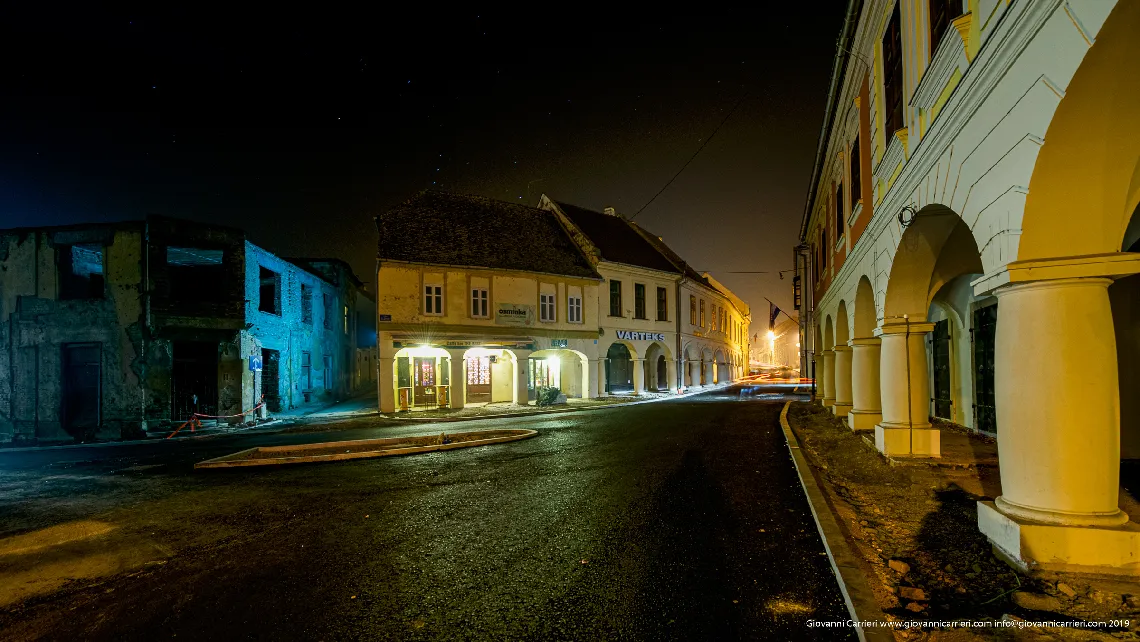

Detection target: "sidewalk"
[784, 401, 1140, 639]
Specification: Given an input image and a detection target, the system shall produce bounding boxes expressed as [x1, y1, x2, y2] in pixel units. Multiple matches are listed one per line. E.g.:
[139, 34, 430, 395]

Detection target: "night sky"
[2, 5, 845, 323]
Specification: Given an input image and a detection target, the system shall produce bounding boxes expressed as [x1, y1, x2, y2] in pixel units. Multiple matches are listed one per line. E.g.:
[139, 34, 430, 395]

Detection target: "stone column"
[667, 359, 678, 393]
[588, 359, 601, 398]
[832, 345, 853, 416]
[513, 349, 532, 406]
[820, 350, 835, 407]
[847, 337, 882, 431]
[378, 333, 396, 414]
[874, 321, 937, 456]
[445, 348, 465, 410]
[976, 277, 1140, 573]
[632, 359, 645, 395]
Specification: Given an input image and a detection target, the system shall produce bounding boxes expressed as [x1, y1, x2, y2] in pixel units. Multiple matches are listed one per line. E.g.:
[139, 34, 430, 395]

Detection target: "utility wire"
[628, 90, 748, 222]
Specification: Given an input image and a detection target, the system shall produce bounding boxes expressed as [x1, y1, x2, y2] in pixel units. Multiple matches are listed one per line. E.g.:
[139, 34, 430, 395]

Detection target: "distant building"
[0, 216, 365, 444]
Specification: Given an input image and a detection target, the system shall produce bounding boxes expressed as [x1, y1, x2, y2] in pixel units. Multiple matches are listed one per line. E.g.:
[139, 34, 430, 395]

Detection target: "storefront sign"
[496, 303, 534, 326]
[616, 330, 665, 342]
[378, 314, 392, 322]
[551, 339, 569, 348]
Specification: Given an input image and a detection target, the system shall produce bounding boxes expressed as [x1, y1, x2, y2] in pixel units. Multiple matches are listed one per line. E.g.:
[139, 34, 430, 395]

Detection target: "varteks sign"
[615, 330, 666, 342]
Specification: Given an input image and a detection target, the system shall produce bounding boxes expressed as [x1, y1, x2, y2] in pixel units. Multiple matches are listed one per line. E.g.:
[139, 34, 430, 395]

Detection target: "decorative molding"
[952, 13, 974, 60]
[849, 200, 864, 228]
[912, 14, 971, 110]
[873, 129, 907, 190]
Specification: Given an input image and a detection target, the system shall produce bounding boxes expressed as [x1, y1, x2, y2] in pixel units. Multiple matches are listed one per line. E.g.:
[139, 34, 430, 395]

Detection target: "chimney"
[603, 207, 618, 217]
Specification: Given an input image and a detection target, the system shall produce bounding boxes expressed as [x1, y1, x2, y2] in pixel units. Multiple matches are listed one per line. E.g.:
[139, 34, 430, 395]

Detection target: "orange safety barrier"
[166, 396, 266, 440]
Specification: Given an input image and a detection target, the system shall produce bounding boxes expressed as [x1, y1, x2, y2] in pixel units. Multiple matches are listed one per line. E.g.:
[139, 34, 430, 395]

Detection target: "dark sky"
[1, 5, 844, 325]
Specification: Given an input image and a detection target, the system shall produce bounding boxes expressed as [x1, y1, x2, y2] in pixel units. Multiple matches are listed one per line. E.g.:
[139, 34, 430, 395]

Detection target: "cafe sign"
[496, 303, 534, 327]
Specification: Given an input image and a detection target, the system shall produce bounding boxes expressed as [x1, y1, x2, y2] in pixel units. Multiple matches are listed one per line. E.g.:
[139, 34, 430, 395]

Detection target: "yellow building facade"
[796, 0, 1140, 575]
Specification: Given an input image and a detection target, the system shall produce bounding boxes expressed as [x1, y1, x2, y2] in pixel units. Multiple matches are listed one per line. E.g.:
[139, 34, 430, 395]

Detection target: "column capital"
[874, 321, 935, 336]
[849, 337, 881, 347]
[832, 344, 852, 353]
[995, 276, 1113, 298]
[821, 349, 836, 356]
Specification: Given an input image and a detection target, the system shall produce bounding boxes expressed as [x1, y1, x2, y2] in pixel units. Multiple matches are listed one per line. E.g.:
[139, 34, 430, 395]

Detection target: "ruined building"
[0, 216, 374, 444]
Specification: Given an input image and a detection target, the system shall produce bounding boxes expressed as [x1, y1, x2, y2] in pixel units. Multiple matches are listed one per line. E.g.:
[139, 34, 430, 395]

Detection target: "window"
[59, 244, 105, 300]
[540, 292, 556, 322]
[836, 182, 844, 238]
[301, 351, 312, 390]
[343, 305, 349, 334]
[929, 0, 960, 56]
[301, 285, 313, 324]
[323, 355, 333, 390]
[471, 287, 489, 318]
[609, 280, 622, 317]
[634, 283, 646, 319]
[323, 293, 333, 328]
[699, 299, 705, 327]
[567, 294, 582, 323]
[656, 287, 668, 321]
[258, 267, 281, 315]
[689, 295, 697, 325]
[822, 228, 828, 270]
[851, 137, 862, 204]
[166, 247, 223, 303]
[883, 3, 904, 137]
[424, 283, 443, 315]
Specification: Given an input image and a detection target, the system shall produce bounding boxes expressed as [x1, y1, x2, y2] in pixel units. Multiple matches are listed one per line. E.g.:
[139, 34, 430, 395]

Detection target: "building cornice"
[910, 13, 971, 110]
[377, 259, 604, 282]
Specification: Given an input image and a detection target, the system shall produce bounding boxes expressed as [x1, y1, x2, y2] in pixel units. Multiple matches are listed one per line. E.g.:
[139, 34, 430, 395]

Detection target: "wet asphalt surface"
[0, 383, 853, 640]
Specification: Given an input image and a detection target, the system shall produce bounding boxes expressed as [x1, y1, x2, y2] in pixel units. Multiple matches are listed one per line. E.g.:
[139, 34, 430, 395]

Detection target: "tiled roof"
[375, 191, 601, 279]
[553, 202, 680, 273]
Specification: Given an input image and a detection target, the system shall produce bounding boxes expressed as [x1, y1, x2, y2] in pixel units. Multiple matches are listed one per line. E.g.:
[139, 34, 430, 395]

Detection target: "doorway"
[62, 343, 101, 439]
[262, 348, 281, 412]
[466, 356, 492, 402]
[656, 355, 667, 391]
[973, 304, 998, 433]
[173, 341, 219, 420]
[931, 319, 952, 419]
[605, 343, 632, 393]
[413, 357, 437, 406]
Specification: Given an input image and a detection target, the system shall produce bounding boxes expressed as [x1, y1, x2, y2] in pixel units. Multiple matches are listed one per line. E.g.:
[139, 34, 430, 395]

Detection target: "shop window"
[883, 3, 904, 137]
[258, 267, 281, 315]
[424, 283, 443, 315]
[59, 244, 105, 300]
[568, 294, 582, 323]
[301, 284, 313, 324]
[656, 287, 667, 321]
[634, 283, 647, 319]
[540, 292, 556, 322]
[471, 287, 489, 318]
[609, 280, 622, 317]
[851, 136, 862, 204]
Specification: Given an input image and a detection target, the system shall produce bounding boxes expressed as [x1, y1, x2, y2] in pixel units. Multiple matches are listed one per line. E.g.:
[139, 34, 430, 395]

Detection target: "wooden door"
[413, 357, 437, 407]
[466, 356, 492, 402]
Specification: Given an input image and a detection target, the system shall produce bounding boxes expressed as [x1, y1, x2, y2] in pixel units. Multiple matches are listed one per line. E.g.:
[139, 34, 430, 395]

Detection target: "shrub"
[535, 386, 562, 406]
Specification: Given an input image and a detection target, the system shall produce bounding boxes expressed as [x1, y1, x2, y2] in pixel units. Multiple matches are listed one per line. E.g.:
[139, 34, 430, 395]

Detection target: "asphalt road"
[0, 383, 853, 641]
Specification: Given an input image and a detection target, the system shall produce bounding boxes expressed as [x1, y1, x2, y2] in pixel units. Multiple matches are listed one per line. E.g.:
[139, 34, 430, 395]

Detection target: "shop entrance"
[931, 319, 952, 419]
[62, 343, 101, 438]
[973, 304, 998, 433]
[466, 356, 492, 402]
[413, 357, 437, 406]
[172, 341, 219, 421]
[605, 343, 633, 393]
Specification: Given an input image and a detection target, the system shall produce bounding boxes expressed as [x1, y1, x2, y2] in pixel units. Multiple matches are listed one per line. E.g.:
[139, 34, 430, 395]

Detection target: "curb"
[780, 401, 892, 642]
[195, 429, 538, 469]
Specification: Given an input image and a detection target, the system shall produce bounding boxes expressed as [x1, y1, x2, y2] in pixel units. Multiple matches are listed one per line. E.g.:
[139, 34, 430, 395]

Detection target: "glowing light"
[547, 356, 560, 370]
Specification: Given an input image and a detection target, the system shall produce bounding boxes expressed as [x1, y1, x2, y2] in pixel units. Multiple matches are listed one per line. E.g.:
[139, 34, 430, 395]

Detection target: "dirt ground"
[786, 402, 1140, 641]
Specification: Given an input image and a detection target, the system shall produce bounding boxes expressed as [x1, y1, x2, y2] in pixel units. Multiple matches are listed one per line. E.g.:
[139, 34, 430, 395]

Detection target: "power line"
[628, 90, 749, 222]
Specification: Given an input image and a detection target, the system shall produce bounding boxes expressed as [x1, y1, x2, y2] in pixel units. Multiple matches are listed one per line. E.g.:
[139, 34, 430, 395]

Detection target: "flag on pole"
[769, 302, 781, 331]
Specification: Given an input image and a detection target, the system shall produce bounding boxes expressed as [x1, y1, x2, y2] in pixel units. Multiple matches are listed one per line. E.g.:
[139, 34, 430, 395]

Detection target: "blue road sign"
[249, 355, 263, 371]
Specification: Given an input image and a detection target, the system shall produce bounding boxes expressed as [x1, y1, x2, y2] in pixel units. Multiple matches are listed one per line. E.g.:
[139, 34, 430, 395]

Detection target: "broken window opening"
[258, 266, 281, 315]
[59, 244, 105, 300]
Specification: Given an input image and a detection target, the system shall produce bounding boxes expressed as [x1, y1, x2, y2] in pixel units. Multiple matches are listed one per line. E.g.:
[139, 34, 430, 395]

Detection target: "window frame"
[929, 0, 960, 58]
[471, 287, 489, 319]
[656, 286, 668, 322]
[689, 295, 697, 325]
[699, 299, 705, 328]
[850, 136, 862, 204]
[423, 282, 444, 316]
[836, 182, 845, 240]
[882, 3, 904, 138]
[609, 280, 623, 317]
[634, 283, 647, 320]
[258, 266, 282, 316]
[539, 291, 556, 323]
[567, 293, 583, 324]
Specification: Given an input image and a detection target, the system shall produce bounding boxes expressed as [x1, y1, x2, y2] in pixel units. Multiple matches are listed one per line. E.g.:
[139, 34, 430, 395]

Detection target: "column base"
[978, 501, 1140, 576]
[847, 409, 881, 432]
[821, 397, 835, 408]
[874, 422, 940, 457]
[831, 403, 852, 417]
